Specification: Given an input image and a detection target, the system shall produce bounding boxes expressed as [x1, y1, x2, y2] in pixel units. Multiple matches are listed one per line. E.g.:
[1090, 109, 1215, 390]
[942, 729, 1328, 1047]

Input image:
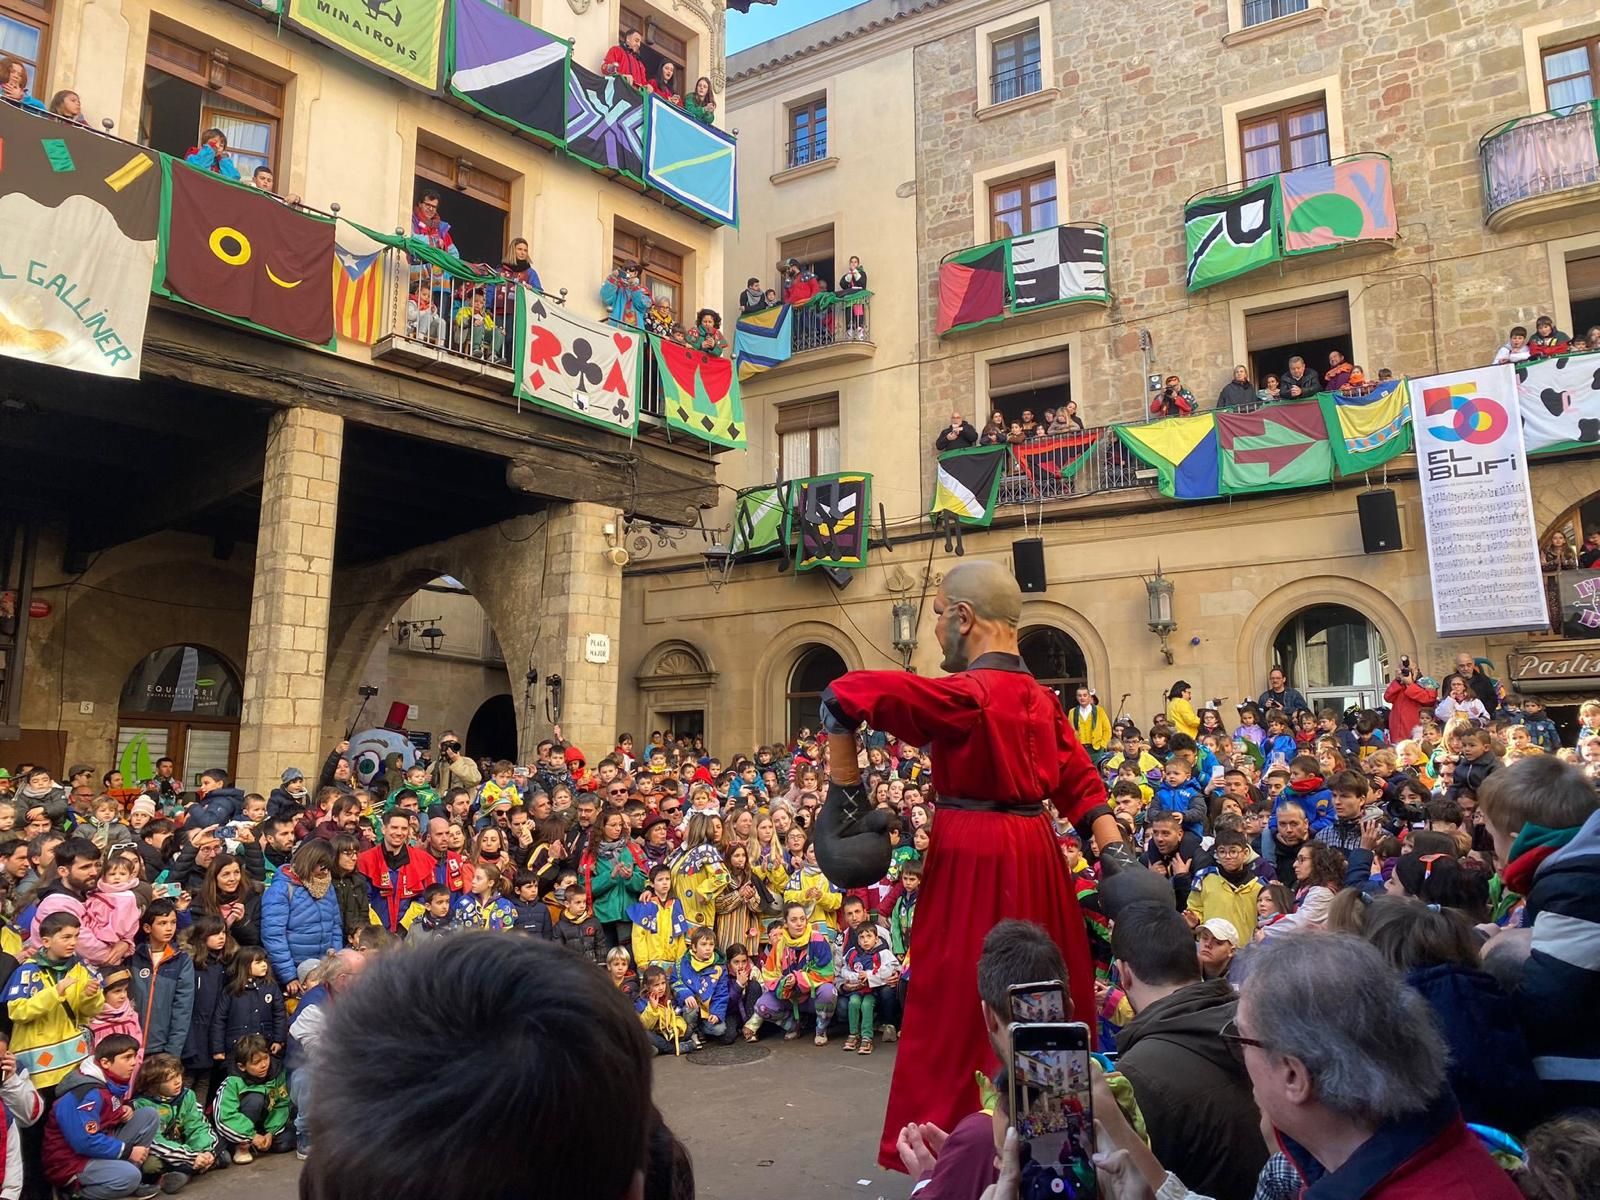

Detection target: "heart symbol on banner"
[614, 332, 634, 353]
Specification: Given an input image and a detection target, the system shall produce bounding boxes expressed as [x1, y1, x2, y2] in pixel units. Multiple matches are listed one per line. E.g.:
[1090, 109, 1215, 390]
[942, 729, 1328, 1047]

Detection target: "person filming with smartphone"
[1383, 655, 1438, 744]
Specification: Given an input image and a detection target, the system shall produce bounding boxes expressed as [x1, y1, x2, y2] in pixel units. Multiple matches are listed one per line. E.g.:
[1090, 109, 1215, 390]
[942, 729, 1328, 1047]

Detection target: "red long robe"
[829, 653, 1107, 1172]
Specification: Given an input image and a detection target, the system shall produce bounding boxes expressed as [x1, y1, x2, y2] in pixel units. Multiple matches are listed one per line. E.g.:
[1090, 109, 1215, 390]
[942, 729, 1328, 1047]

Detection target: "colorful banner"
[286, 0, 445, 91]
[1217, 401, 1332, 494]
[930, 445, 1009, 527]
[1009, 225, 1108, 310]
[1408, 365, 1546, 636]
[787, 473, 872, 572]
[1515, 351, 1600, 454]
[655, 336, 745, 449]
[0, 103, 158, 379]
[1012, 431, 1103, 484]
[1185, 180, 1279, 290]
[730, 484, 788, 558]
[1115, 415, 1219, 500]
[447, 0, 568, 147]
[1280, 157, 1397, 255]
[1318, 382, 1413, 475]
[937, 242, 1007, 335]
[332, 243, 384, 343]
[735, 304, 792, 380]
[155, 160, 336, 346]
[565, 62, 646, 182]
[645, 95, 737, 226]
[513, 289, 639, 435]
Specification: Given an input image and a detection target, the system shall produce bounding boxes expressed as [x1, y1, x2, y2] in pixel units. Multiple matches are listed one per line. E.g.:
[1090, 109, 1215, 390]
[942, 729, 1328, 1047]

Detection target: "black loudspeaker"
[1358, 489, 1402, 553]
[1013, 538, 1047, 593]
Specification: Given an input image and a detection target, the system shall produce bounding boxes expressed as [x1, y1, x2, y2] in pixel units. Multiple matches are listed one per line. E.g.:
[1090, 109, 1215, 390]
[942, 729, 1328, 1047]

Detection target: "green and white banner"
[286, 0, 446, 91]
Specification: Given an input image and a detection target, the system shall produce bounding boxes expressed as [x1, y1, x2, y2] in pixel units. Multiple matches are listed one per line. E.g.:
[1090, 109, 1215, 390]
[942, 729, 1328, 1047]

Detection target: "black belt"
[937, 795, 1046, 817]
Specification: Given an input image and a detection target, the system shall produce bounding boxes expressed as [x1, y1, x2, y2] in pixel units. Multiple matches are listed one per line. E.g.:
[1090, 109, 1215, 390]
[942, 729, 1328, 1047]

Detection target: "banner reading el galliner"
[0, 103, 159, 379]
[287, 0, 445, 91]
[1408, 364, 1546, 637]
[155, 160, 336, 346]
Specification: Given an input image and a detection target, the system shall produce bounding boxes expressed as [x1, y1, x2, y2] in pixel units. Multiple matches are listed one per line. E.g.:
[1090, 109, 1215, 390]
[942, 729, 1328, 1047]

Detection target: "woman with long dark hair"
[197, 853, 263, 947]
[685, 75, 716, 124]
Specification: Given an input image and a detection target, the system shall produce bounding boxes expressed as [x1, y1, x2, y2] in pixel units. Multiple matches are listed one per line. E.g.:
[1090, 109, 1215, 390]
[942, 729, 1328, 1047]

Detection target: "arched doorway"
[786, 645, 847, 740]
[1272, 605, 1388, 714]
[1019, 626, 1086, 706]
[116, 644, 243, 787]
[466, 693, 518, 763]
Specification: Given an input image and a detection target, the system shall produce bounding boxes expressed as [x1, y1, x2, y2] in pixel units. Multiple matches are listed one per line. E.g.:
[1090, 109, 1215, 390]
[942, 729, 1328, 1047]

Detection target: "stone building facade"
[614, 0, 1600, 751]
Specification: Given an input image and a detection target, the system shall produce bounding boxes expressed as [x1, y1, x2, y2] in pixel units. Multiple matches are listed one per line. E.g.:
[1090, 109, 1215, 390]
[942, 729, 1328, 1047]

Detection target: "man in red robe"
[815, 558, 1129, 1172]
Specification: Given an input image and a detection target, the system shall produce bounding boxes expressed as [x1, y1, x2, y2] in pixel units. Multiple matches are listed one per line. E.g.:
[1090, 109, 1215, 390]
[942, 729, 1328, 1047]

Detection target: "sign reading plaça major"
[288, 0, 445, 91]
[1407, 363, 1548, 637]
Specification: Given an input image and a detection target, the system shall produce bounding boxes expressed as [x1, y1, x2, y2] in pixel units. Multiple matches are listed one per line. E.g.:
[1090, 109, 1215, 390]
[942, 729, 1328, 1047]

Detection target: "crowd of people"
[0, 648, 1592, 1197]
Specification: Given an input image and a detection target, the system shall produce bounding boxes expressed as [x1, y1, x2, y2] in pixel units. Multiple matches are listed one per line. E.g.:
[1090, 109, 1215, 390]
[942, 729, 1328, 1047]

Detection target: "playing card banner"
[1009, 225, 1109, 310]
[1515, 351, 1600, 455]
[514, 289, 639, 435]
[786, 473, 872, 572]
[654, 336, 745, 449]
[1185, 181, 1279, 290]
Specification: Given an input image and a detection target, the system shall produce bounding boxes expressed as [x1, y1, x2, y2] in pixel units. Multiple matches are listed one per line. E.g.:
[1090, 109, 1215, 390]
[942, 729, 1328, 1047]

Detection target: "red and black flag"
[156, 160, 335, 345]
[936, 241, 1006, 335]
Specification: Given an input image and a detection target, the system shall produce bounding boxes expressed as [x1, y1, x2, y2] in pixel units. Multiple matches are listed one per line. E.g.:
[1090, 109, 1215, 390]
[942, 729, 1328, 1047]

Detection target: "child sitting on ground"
[44, 1032, 169, 1198]
[134, 1051, 224, 1184]
[839, 923, 899, 1056]
[636, 965, 696, 1057]
[212, 1034, 292, 1163]
[674, 927, 731, 1048]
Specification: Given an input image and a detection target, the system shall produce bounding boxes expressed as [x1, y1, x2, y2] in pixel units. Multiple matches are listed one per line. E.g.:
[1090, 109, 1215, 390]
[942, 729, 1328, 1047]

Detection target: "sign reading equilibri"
[1407, 364, 1547, 637]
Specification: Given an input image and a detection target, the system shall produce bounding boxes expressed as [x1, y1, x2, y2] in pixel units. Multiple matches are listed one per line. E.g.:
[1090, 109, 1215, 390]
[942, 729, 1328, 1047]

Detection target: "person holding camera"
[1149, 375, 1195, 418]
[432, 733, 482, 794]
[1383, 655, 1438, 744]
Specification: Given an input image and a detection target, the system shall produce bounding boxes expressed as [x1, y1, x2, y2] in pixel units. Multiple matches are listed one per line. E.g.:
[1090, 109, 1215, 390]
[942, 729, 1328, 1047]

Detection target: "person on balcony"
[602, 262, 650, 328]
[0, 55, 46, 112]
[493, 237, 541, 328]
[738, 277, 766, 315]
[1217, 365, 1257, 409]
[1257, 374, 1281, 403]
[602, 28, 649, 90]
[1151, 375, 1196, 418]
[644, 293, 675, 339]
[934, 412, 979, 453]
[690, 309, 728, 358]
[979, 411, 1007, 445]
[650, 62, 681, 105]
[1281, 356, 1321, 400]
[185, 127, 242, 180]
[686, 77, 717, 125]
[1324, 350, 1354, 393]
[453, 292, 504, 362]
[410, 191, 463, 328]
[839, 256, 869, 341]
[1529, 315, 1571, 358]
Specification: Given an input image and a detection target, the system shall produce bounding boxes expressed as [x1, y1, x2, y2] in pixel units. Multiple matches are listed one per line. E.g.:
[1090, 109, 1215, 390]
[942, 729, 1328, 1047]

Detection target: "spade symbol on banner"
[529, 296, 549, 321]
[562, 339, 603, 392]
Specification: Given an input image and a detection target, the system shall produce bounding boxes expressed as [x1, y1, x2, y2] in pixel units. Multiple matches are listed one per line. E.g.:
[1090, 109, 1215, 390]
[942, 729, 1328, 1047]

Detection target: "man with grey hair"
[1233, 934, 1521, 1197]
[285, 949, 368, 1159]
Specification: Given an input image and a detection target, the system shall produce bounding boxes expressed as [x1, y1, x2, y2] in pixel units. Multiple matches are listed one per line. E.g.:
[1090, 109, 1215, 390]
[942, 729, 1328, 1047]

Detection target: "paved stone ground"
[205, 1034, 912, 1200]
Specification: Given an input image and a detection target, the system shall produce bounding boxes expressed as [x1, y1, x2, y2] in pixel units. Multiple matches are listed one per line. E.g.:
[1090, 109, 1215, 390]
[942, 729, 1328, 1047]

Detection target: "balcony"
[370, 250, 517, 392]
[990, 64, 1043, 105]
[785, 138, 828, 170]
[734, 294, 875, 383]
[1480, 101, 1600, 231]
[1182, 153, 1397, 292]
[936, 221, 1111, 336]
[1242, 0, 1308, 26]
[993, 426, 1154, 509]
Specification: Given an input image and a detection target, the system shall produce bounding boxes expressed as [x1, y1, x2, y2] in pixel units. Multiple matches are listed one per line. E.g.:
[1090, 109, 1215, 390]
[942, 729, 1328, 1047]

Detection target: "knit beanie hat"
[130, 795, 158, 820]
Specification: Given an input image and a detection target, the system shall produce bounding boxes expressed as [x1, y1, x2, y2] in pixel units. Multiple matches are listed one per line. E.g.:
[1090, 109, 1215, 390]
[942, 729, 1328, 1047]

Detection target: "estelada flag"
[332, 244, 383, 344]
[156, 160, 335, 345]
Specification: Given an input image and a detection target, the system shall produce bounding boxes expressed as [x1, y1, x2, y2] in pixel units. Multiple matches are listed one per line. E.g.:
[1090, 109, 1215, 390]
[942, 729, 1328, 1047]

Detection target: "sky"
[726, 0, 864, 54]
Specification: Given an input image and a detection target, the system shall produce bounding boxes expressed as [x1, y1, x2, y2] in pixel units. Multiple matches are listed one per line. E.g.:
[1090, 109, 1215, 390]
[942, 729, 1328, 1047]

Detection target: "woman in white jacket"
[0, 1040, 46, 1200]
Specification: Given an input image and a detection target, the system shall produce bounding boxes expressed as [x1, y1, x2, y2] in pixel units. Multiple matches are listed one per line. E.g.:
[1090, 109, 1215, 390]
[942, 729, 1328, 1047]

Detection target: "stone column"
[534, 501, 623, 759]
[234, 407, 343, 790]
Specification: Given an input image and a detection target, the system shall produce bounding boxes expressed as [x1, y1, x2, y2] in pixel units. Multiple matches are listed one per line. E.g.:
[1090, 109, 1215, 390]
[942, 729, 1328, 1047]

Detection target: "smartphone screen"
[1007, 980, 1066, 1024]
[1008, 1022, 1097, 1200]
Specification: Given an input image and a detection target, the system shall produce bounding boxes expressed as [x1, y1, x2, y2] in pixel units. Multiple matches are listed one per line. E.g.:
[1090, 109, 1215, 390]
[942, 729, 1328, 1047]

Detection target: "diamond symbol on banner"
[701, 416, 716, 432]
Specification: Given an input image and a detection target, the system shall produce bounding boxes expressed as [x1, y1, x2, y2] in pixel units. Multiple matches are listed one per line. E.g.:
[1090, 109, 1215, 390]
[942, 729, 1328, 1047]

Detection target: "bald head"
[943, 559, 1022, 625]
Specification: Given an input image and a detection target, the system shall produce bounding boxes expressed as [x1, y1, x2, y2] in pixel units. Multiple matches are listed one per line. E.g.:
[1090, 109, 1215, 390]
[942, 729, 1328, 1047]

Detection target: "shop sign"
[1509, 643, 1600, 692]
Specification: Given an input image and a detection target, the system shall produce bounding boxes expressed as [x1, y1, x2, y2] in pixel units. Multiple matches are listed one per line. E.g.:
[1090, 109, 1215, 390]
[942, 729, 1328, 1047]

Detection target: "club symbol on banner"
[562, 339, 603, 393]
[1422, 383, 1508, 445]
[612, 397, 631, 423]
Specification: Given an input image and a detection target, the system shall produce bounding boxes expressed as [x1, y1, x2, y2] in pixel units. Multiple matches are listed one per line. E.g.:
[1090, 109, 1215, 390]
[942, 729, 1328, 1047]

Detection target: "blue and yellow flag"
[735, 305, 792, 380]
[1115, 414, 1219, 500]
[1317, 381, 1412, 475]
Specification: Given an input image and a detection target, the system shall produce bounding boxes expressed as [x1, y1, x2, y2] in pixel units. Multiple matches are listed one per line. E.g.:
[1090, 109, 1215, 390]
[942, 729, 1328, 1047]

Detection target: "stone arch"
[752, 621, 864, 742]
[1235, 576, 1417, 695]
[1530, 458, 1600, 542]
[634, 638, 718, 747]
[1018, 598, 1113, 700]
[637, 639, 715, 681]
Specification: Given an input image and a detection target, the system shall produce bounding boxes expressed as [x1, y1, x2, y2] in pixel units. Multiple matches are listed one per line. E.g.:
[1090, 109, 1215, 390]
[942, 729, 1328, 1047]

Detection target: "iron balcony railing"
[988, 427, 1149, 509]
[785, 137, 828, 169]
[1241, 0, 1309, 27]
[1479, 99, 1600, 221]
[792, 293, 872, 353]
[990, 63, 1043, 104]
[380, 248, 516, 370]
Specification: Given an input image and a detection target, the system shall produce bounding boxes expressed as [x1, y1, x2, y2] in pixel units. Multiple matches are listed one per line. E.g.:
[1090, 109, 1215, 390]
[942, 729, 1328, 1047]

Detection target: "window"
[0, 0, 50, 95]
[787, 97, 827, 168]
[415, 145, 511, 266]
[1566, 250, 1600, 339]
[1241, 0, 1308, 28]
[989, 24, 1041, 104]
[1244, 295, 1352, 390]
[613, 225, 684, 316]
[776, 396, 840, 479]
[142, 34, 284, 178]
[1018, 627, 1086, 708]
[1544, 36, 1600, 109]
[1272, 605, 1387, 714]
[989, 169, 1057, 240]
[620, 4, 688, 91]
[779, 227, 835, 294]
[987, 349, 1071, 428]
[786, 645, 846, 740]
[1240, 99, 1329, 183]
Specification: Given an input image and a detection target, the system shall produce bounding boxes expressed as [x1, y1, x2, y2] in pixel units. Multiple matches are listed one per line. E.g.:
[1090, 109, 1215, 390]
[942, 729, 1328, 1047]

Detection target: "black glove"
[818, 690, 854, 736]
[813, 781, 891, 889]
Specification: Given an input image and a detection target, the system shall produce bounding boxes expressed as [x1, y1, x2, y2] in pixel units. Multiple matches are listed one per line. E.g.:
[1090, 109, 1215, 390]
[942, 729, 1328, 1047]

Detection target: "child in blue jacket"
[1150, 760, 1207, 838]
[674, 927, 731, 1047]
